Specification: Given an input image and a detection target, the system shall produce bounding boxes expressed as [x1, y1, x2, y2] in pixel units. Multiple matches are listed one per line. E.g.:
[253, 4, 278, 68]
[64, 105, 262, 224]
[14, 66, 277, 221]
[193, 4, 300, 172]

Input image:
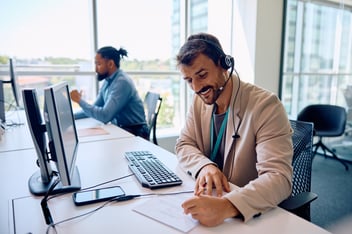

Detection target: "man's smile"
[196, 86, 212, 95]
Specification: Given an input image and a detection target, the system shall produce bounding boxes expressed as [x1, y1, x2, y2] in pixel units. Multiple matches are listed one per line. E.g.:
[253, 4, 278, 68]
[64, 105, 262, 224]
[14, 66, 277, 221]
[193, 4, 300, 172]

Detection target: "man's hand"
[195, 164, 230, 197]
[70, 90, 82, 103]
[182, 195, 239, 227]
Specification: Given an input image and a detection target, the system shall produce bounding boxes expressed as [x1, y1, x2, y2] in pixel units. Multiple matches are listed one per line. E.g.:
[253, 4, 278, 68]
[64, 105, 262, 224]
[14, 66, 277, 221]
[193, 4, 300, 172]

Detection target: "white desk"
[1, 137, 330, 234]
[75, 117, 134, 143]
[0, 111, 134, 152]
[0, 123, 34, 152]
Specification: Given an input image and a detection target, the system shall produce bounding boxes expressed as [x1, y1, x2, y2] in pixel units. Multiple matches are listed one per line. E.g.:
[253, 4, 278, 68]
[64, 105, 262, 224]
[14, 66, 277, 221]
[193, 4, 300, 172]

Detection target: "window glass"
[0, 0, 94, 109]
[0, 0, 231, 134]
[96, 0, 181, 130]
[281, 0, 352, 118]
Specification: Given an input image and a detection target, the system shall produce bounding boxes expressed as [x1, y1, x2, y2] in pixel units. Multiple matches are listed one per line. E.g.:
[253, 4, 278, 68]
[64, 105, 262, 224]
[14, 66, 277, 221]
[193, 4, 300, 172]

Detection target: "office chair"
[297, 104, 349, 171]
[144, 91, 162, 145]
[279, 120, 318, 221]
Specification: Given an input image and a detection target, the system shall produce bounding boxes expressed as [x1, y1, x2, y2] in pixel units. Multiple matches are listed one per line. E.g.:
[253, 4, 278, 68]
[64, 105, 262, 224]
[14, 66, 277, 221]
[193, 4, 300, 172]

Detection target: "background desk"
[0, 111, 134, 153]
[1, 136, 331, 234]
[0, 110, 32, 152]
[75, 117, 134, 143]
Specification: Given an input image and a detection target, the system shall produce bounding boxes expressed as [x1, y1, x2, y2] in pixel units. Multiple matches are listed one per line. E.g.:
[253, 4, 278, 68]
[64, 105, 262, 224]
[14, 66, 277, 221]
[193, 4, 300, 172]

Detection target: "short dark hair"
[97, 46, 128, 68]
[176, 33, 224, 67]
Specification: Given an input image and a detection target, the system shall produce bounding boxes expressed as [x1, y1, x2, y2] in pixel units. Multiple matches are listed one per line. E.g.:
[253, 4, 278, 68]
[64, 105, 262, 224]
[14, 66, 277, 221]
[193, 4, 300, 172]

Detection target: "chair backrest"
[280, 120, 316, 221]
[144, 91, 162, 145]
[289, 119, 314, 196]
[297, 104, 347, 137]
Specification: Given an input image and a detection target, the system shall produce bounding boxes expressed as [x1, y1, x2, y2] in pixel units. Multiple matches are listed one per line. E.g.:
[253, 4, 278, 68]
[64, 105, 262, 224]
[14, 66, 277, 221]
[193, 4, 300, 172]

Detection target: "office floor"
[310, 132, 352, 231]
[326, 130, 352, 163]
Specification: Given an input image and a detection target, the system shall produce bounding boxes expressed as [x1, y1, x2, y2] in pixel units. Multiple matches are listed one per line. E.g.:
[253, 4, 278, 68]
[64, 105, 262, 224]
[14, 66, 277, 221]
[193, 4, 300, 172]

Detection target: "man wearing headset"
[70, 46, 149, 139]
[175, 33, 293, 226]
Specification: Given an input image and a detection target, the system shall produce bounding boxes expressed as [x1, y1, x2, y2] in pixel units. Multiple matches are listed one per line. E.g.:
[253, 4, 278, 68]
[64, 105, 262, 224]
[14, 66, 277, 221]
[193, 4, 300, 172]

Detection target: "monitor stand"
[28, 167, 81, 196]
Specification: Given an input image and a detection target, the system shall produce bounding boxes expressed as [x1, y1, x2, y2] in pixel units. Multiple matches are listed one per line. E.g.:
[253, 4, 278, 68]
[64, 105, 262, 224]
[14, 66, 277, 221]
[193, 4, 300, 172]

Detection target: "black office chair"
[144, 91, 162, 145]
[279, 120, 318, 221]
[297, 104, 349, 171]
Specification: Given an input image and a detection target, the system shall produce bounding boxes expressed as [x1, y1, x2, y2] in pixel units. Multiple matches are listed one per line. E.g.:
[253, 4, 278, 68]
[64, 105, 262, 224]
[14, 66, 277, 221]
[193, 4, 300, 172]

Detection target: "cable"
[47, 173, 134, 201]
[43, 173, 134, 231]
[137, 190, 194, 197]
[41, 177, 60, 226]
[45, 190, 194, 234]
[227, 69, 241, 181]
[231, 69, 241, 138]
[46, 199, 112, 234]
[81, 173, 134, 191]
[41, 174, 136, 230]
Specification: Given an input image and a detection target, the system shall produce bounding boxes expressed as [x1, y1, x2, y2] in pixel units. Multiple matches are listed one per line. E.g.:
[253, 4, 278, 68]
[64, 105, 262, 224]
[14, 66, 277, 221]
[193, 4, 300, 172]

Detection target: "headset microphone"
[232, 134, 240, 139]
[216, 74, 231, 95]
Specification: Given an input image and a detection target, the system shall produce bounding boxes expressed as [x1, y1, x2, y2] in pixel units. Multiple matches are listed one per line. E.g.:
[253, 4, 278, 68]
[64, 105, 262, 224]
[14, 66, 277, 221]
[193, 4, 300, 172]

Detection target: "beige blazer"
[175, 77, 293, 222]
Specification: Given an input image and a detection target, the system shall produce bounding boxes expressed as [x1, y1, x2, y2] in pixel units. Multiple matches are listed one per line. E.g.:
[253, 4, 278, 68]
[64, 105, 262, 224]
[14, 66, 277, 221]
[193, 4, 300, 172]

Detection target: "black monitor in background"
[9, 58, 20, 107]
[0, 80, 5, 126]
[22, 82, 81, 196]
[1, 59, 24, 127]
[3, 58, 21, 108]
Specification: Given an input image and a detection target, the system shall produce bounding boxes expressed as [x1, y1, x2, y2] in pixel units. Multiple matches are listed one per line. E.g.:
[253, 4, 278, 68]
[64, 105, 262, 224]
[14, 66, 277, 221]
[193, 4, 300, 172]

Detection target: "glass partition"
[281, 0, 352, 118]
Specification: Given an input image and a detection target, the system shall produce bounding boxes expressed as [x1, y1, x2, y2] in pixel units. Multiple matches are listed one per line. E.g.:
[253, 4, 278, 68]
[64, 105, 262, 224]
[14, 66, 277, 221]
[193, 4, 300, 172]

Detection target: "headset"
[193, 38, 236, 94]
[193, 38, 241, 180]
[193, 38, 240, 137]
[194, 38, 235, 71]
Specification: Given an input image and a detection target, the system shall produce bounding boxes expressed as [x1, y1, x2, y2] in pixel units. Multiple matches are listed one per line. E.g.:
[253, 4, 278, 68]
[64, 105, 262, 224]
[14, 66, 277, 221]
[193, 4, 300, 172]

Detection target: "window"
[0, 0, 181, 132]
[0, 0, 233, 136]
[281, 0, 352, 118]
[95, 0, 180, 131]
[0, 0, 94, 109]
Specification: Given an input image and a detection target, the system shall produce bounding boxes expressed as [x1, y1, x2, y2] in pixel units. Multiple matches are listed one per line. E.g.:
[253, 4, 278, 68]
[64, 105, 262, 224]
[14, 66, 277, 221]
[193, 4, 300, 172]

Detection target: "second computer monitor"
[23, 82, 81, 195]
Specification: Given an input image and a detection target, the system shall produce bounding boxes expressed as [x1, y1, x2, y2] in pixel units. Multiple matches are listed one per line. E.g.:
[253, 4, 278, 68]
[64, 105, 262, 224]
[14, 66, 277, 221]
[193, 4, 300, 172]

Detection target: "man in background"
[70, 46, 149, 139]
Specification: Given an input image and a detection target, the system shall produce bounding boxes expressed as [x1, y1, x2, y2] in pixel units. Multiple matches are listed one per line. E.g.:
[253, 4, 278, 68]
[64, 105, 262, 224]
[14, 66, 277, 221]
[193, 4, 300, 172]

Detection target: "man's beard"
[196, 86, 220, 105]
[97, 72, 109, 81]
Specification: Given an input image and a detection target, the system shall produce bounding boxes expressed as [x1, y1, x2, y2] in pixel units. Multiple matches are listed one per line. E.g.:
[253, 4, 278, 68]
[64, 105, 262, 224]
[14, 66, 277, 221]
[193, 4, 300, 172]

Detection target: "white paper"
[133, 193, 199, 233]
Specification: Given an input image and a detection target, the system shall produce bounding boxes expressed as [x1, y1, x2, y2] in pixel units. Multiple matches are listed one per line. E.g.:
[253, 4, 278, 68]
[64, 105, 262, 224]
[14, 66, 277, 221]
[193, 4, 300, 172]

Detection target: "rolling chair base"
[313, 140, 349, 171]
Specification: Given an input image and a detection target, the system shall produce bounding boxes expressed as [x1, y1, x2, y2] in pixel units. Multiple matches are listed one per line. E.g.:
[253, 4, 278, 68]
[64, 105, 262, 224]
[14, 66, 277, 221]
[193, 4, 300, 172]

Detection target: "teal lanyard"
[210, 109, 229, 162]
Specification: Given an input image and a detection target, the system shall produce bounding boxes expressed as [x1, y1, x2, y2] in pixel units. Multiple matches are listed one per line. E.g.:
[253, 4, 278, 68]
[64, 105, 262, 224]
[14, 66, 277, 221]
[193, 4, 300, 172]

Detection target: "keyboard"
[124, 151, 183, 189]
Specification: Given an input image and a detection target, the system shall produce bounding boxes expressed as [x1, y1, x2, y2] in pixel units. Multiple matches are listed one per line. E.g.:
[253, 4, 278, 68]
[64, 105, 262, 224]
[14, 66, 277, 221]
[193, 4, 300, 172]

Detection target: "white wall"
[233, 0, 283, 94]
[255, 1, 283, 94]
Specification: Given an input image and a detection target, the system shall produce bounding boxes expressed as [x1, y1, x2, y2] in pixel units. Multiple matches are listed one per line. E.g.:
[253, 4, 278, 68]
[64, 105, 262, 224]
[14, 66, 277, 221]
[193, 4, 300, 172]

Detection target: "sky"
[0, 0, 173, 60]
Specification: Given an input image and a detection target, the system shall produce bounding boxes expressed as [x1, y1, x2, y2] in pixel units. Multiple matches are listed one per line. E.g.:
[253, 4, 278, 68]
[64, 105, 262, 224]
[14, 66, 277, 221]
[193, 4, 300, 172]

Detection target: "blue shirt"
[77, 70, 147, 129]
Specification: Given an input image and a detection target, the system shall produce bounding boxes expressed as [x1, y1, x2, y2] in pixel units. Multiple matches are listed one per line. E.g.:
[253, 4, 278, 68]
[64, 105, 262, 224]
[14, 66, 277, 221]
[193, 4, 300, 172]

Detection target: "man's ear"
[108, 59, 115, 68]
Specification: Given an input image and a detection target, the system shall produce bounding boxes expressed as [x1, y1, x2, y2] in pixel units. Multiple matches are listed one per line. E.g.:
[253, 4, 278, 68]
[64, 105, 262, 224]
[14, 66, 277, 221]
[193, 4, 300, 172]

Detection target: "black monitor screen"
[9, 58, 20, 107]
[52, 84, 77, 177]
[44, 81, 80, 187]
[0, 80, 5, 123]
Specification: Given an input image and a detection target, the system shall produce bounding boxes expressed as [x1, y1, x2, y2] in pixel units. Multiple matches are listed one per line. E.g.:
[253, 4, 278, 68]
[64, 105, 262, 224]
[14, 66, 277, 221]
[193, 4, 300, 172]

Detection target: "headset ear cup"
[220, 55, 234, 70]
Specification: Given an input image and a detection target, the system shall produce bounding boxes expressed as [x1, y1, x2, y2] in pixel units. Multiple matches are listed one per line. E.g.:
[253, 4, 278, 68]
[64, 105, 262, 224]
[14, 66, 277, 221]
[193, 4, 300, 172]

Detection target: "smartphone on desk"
[73, 185, 125, 206]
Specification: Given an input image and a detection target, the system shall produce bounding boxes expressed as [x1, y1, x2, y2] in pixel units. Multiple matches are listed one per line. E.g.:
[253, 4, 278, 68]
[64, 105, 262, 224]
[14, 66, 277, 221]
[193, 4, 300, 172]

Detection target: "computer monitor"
[22, 82, 81, 196]
[1, 59, 21, 125]
[22, 88, 52, 188]
[9, 58, 20, 107]
[0, 80, 5, 125]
